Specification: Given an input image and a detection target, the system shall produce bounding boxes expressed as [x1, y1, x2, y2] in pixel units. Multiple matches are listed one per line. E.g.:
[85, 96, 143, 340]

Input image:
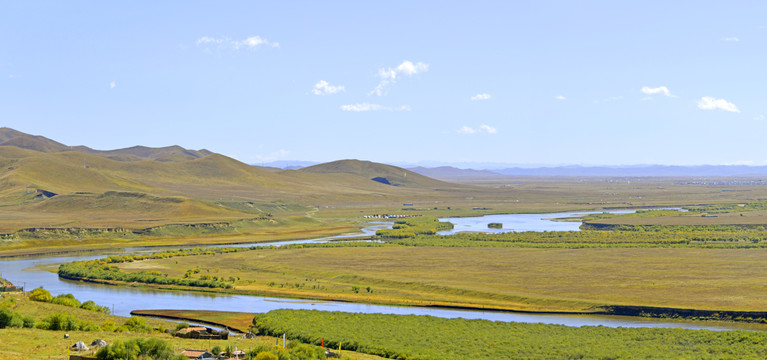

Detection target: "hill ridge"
[0, 127, 211, 161]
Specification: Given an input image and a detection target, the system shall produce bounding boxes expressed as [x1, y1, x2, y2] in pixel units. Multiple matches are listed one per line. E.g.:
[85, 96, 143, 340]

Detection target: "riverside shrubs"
[58, 261, 232, 289]
[28, 288, 110, 313]
[376, 217, 453, 238]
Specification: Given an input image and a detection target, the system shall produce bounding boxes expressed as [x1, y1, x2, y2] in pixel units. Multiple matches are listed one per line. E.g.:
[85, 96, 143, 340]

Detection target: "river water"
[437, 209, 639, 234]
[1, 211, 763, 332]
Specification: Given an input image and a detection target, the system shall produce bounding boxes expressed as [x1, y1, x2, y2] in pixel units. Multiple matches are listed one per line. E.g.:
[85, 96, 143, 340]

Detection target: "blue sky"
[2, 1, 766, 167]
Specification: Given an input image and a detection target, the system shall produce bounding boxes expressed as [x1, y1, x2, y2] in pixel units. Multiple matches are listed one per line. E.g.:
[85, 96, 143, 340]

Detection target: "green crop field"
[252, 309, 767, 360]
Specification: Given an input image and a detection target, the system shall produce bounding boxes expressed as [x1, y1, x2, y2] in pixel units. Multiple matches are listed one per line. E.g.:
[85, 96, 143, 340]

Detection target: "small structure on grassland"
[181, 349, 217, 359]
[70, 341, 89, 351]
[0, 276, 18, 292]
[89, 339, 107, 348]
[175, 326, 229, 339]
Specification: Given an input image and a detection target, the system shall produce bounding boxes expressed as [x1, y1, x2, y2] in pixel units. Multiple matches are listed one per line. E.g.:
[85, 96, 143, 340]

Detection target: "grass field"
[0, 292, 383, 360]
[112, 246, 767, 313]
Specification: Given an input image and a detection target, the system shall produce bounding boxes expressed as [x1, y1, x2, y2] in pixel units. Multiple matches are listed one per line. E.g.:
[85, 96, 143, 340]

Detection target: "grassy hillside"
[299, 159, 450, 188]
[0, 127, 70, 152]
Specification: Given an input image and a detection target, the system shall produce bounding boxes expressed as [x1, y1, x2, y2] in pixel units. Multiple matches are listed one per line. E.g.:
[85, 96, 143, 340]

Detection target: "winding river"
[1, 211, 763, 332]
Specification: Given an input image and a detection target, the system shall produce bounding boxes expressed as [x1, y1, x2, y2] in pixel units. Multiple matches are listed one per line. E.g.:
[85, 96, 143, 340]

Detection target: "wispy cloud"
[555, 95, 566, 100]
[641, 86, 675, 97]
[340, 103, 411, 112]
[594, 96, 623, 104]
[471, 93, 492, 101]
[369, 60, 428, 96]
[723, 37, 741, 42]
[754, 114, 765, 121]
[109, 81, 116, 89]
[458, 124, 497, 134]
[196, 36, 279, 51]
[312, 80, 344, 95]
[697, 96, 740, 113]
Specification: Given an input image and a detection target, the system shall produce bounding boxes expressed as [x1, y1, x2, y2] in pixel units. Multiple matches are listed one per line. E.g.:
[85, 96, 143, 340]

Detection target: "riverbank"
[130, 309, 254, 333]
[0, 223, 362, 258]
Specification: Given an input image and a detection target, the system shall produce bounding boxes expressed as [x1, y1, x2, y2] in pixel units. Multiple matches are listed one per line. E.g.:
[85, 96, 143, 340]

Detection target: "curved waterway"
[438, 209, 641, 234]
[1, 213, 762, 332]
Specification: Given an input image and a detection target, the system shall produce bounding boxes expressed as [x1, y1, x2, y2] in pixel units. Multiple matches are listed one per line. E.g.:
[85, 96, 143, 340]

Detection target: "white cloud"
[754, 114, 765, 121]
[641, 86, 675, 97]
[340, 103, 411, 112]
[312, 80, 345, 95]
[471, 93, 492, 101]
[724, 37, 740, 42]
[555, 95, 566, 100]
[197, 36, 225, 45]
[196, 36, 279, 51]
[697, 96, 740, 113]
[369, 60, 429, 96]
[110, 81, 116, 89]
[479, 124, 497, 134]
[458, 124, 497, 134]
[457, 126, 476, 134]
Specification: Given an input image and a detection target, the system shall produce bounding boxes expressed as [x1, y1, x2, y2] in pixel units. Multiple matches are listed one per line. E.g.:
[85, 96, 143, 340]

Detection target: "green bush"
[119, 316, 151, 333]
[254, 352, 279, 360]
[0, 308, 34, 329]
[28, 287, 53, 302]
[51, 293, 81, 307]
[210, 345, 222, 356]
[28, 288, 110, 314]
[37, 313, 98, 331]
[97, 338, 185, 360]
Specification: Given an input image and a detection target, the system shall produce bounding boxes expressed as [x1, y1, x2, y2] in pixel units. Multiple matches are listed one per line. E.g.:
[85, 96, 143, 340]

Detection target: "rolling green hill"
[0, 129, 508, 238]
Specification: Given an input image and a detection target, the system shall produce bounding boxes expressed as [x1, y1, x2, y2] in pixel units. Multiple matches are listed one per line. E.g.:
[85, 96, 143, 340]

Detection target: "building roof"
[181, 349, 214, 359]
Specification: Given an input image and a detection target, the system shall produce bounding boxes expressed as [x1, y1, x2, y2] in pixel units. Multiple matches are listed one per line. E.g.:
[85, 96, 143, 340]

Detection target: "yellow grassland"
[115, 246, 767, 313]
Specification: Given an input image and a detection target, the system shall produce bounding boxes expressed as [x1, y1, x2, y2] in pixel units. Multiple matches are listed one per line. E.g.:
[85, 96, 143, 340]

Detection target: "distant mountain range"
[489, 165, 767, 177]
[410, 165, 767, 179]
[264, 159, 767, 179]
